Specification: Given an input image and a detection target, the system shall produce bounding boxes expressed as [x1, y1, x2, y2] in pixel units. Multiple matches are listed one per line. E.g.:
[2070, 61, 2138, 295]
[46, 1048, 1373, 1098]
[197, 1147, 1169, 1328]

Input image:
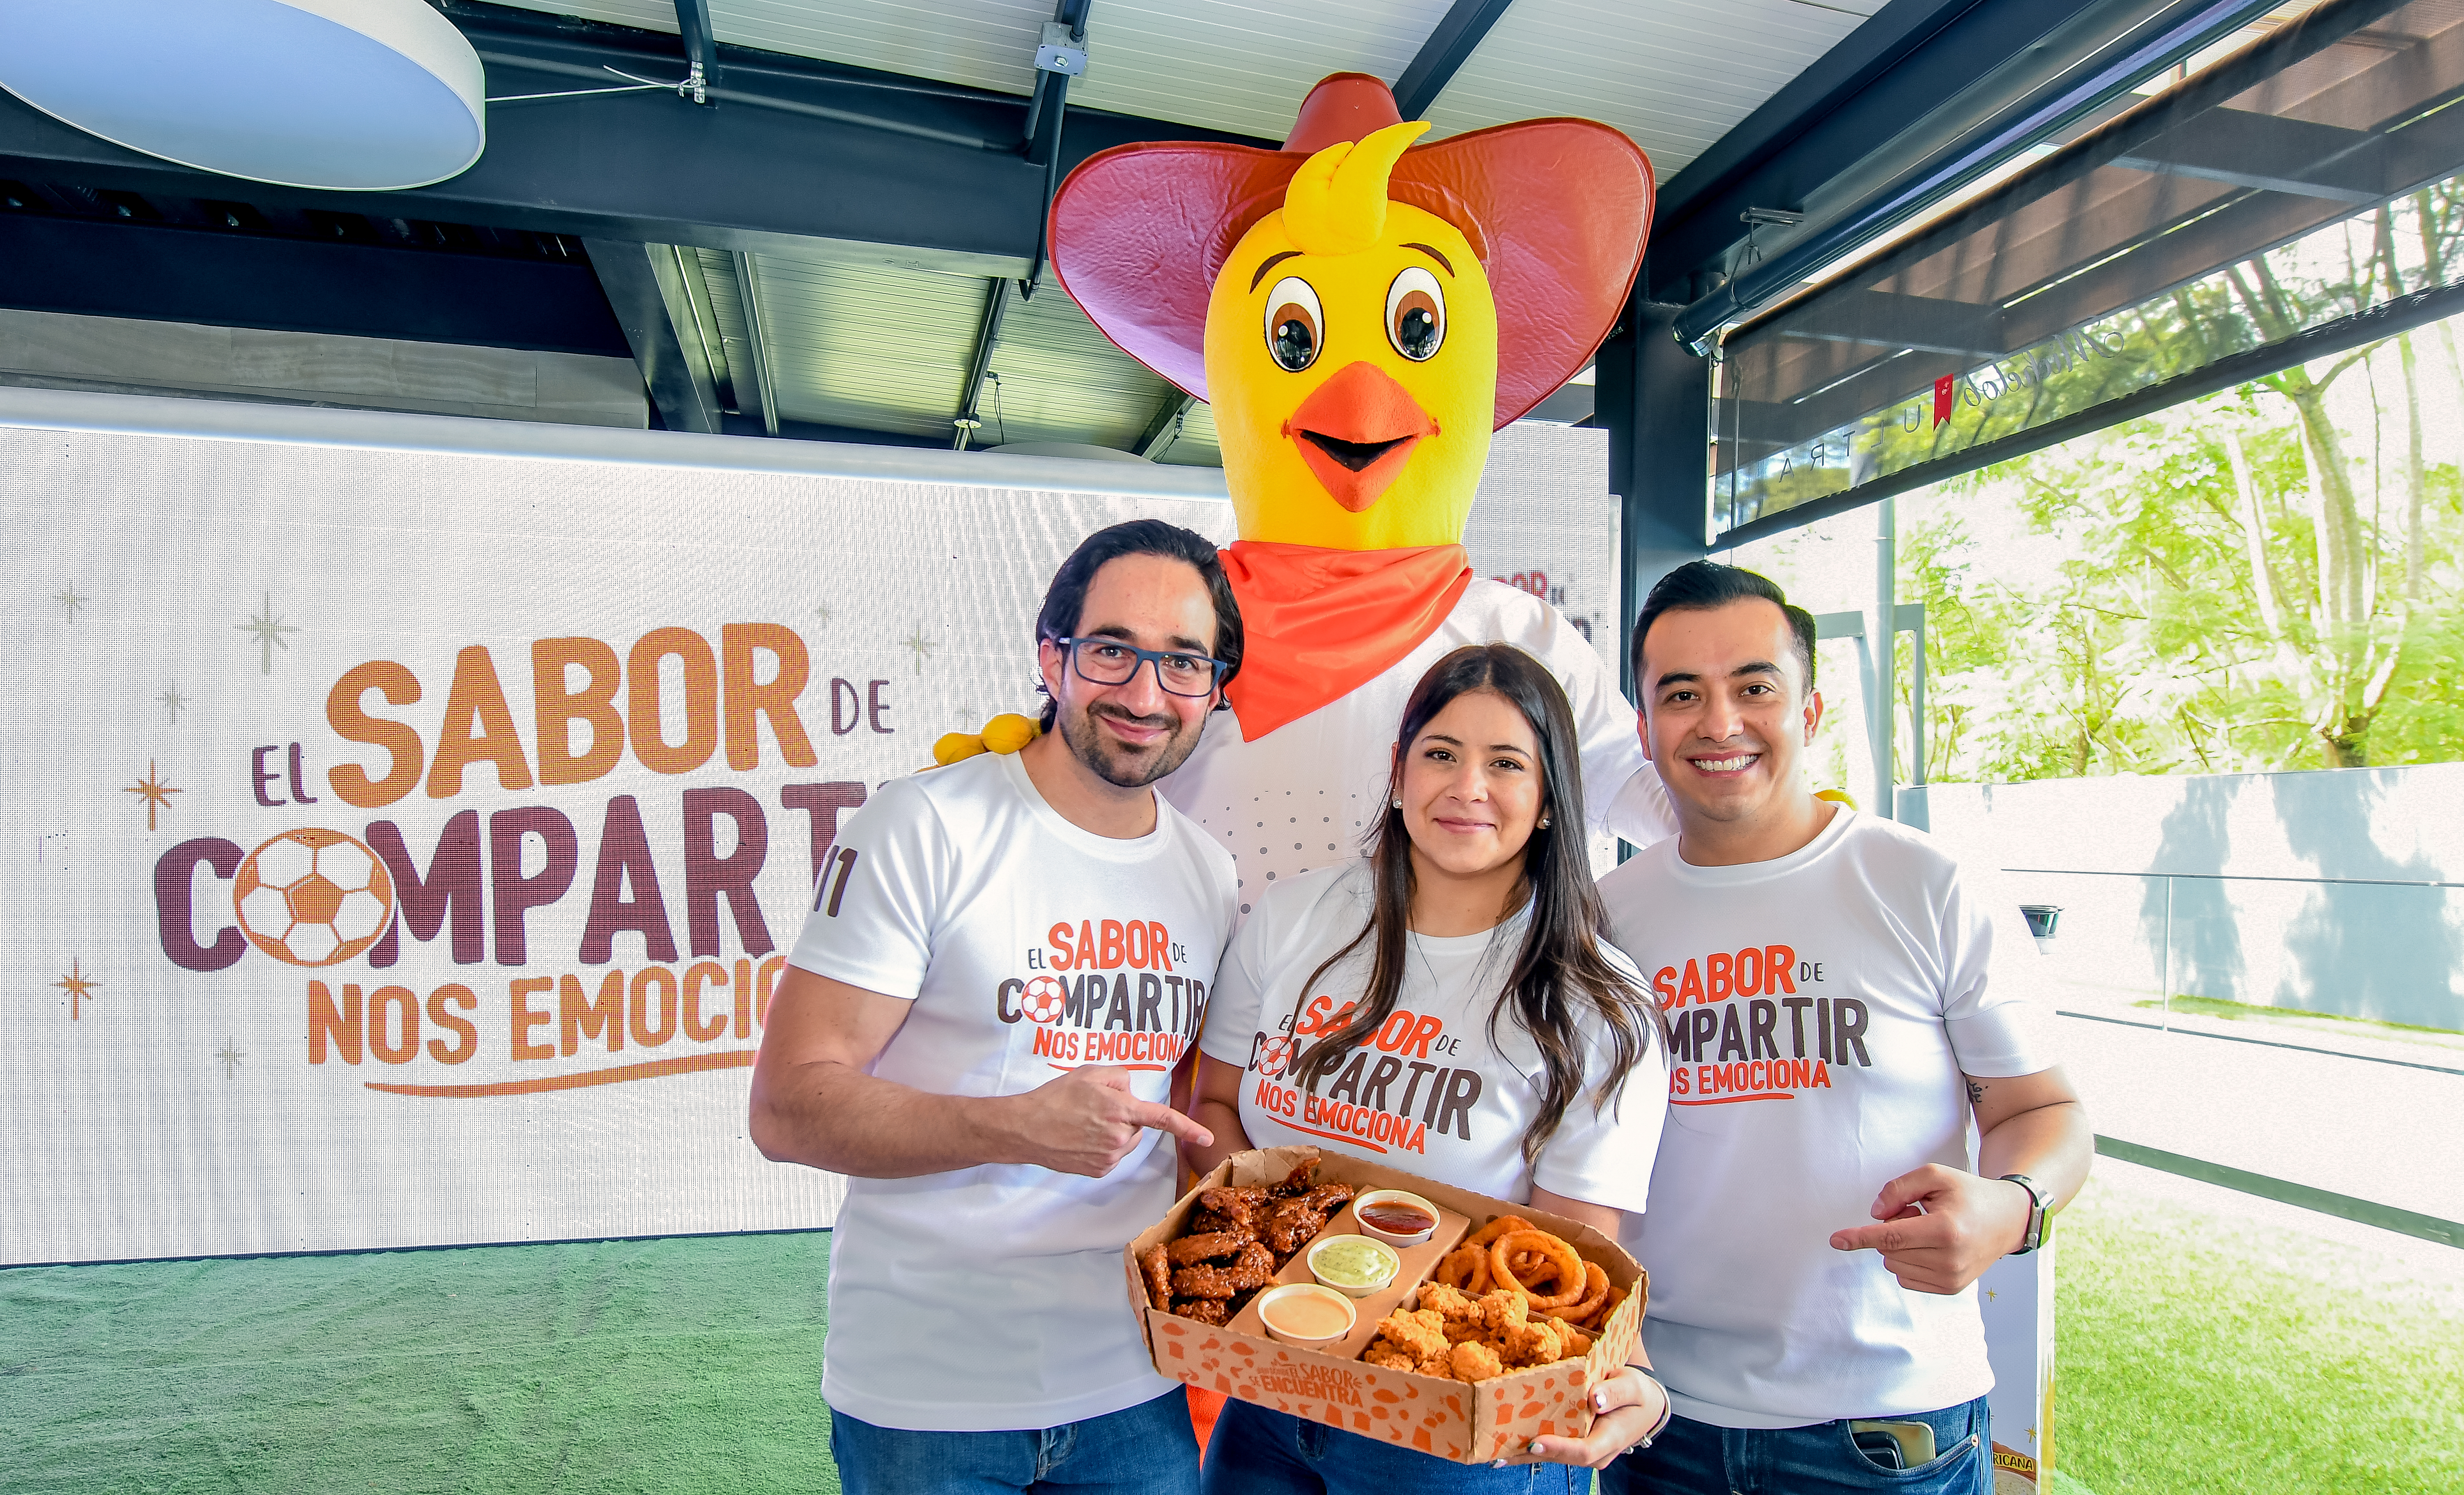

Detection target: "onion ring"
[1463, 1215, 1536, 1251]
[1490, 1229, 1585, 1310]
[1543, 1261, 1610, 1329]
[1437, 1244, 1490, 1295]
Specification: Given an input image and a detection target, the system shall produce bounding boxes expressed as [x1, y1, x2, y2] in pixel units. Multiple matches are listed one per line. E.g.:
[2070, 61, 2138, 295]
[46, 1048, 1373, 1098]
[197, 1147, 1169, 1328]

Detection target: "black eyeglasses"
[1054, 636, 1228, 697]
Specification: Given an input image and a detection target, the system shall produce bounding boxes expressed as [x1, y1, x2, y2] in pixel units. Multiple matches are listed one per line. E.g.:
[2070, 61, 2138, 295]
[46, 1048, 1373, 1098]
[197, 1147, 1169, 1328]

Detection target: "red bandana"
[1220, 540, 1475, 741]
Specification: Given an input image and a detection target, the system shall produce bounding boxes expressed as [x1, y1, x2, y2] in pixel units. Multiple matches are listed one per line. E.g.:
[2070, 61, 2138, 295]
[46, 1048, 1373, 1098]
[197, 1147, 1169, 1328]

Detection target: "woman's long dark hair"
[1288, 643, 1662, 1169]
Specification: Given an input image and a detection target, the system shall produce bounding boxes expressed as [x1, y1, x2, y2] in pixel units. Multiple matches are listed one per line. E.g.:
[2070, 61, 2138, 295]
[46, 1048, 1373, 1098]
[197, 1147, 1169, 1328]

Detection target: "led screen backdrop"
[0, 409, 1238, 1266]
[0, 404, 1623, 1267]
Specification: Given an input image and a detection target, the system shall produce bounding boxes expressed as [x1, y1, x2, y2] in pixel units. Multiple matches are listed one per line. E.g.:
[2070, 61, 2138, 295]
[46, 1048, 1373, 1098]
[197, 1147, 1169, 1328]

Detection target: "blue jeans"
[828, 1388, 1200, 1495]
[1200, 1399, 1588, 1495]
[1596, 1395, 1990, 1495]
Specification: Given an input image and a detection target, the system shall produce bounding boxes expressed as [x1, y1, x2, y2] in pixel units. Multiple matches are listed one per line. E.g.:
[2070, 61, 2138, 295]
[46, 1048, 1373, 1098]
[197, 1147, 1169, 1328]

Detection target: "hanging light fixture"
[0, 0, 484, 191]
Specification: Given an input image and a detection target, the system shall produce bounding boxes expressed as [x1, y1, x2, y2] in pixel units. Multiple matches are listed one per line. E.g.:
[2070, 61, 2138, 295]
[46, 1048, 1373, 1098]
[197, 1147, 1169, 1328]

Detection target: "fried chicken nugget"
[1449, 1340, 1504, 1382]
[1417, 1280, 1478, 1321]
[1499, 1314, 1565, 1368]
[1373, 1307, 1448, 1362]
[1178, 1298, 1228, 1326]
[1139, 1243, 1172, 1306]
[1557, 1325, 1594, 1357]
[1363, 1346, 1417, 1372]
[1478, 1288, 1528, 1336]
[1415, 1351, 1457, 1378]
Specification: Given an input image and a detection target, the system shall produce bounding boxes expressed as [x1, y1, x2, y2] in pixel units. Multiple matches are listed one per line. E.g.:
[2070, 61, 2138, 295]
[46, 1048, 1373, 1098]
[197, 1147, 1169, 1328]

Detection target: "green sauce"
[1314, 1237, 1398, 1287]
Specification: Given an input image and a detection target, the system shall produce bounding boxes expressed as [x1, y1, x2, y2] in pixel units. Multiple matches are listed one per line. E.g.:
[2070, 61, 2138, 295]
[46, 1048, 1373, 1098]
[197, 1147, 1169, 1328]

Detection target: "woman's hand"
[1514, 1365, 1666, 1468]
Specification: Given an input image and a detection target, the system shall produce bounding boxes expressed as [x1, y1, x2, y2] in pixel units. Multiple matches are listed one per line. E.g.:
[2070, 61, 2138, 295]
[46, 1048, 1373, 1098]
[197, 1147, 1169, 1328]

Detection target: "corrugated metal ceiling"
[488, 0, 1877, 460]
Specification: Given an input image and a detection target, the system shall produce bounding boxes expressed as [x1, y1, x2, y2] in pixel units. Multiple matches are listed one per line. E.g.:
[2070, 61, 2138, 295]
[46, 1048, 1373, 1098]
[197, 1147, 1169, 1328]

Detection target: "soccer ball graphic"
[1020, 974, 1068, 1025]
[232, 828, 397, 967]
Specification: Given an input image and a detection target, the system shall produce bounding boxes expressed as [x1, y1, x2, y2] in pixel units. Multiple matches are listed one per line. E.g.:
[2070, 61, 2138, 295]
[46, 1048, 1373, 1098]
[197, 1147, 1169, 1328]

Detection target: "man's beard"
[1057, 699, 1206, 789]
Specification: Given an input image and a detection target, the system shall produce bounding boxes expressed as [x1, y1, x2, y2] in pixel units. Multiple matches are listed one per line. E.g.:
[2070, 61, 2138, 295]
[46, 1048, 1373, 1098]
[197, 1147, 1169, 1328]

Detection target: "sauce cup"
[1256, 1283, 1358, 1349]
[1306, 1233, 1401, 1298]
[1351, 1188, 1440, 1248]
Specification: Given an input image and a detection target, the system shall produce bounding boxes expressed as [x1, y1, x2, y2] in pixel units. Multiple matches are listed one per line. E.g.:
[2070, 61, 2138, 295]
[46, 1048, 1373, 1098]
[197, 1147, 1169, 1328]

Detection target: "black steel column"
[1600, 289, 1712, 700]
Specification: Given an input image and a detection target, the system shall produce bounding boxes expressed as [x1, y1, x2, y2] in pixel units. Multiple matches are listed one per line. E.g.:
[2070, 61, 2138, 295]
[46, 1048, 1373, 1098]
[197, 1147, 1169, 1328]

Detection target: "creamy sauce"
[1264, 1291, 1353, 1340]
[1313, 1237, 1398, 1287]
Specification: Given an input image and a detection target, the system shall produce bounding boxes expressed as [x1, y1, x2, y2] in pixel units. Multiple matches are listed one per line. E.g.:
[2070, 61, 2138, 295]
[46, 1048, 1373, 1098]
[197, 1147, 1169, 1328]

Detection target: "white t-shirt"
[1163, 580, 1678, 921]
[1199, 861, 1666, 1213]
[785, 750, 1239, 1432]
[1594, 808, 2053, 1428]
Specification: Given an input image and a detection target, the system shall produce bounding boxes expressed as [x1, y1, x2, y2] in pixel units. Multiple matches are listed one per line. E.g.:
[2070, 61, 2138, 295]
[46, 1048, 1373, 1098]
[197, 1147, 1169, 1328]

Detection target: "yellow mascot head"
[1049, 73, 1653, 554]
[1204, 122, 1497, 550]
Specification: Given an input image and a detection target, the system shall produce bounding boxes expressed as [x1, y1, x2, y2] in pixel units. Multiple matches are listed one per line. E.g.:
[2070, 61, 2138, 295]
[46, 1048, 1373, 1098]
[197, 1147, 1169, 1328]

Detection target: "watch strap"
[1999, 1173, 2052, 1255]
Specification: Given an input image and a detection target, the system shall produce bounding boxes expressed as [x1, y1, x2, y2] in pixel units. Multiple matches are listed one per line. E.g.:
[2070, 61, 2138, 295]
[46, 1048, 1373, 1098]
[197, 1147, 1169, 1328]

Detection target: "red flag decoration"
[1933, 374, 1956, 428]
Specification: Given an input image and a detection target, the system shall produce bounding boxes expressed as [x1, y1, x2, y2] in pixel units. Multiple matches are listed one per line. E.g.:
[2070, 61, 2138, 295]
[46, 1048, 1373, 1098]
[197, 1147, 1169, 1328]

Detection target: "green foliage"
[1893, 328, 2464, 778]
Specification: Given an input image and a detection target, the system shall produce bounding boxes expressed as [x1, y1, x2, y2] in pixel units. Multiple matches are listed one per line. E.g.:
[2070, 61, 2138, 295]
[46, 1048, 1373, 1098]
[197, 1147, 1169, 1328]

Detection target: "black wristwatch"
[2000, 1173, 2053, 1255]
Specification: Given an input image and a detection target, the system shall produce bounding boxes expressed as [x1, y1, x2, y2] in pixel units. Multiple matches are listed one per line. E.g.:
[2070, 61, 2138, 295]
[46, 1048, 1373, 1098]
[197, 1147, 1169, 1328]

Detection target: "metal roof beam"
[0, 1, 1268, 275]
[954, 279, 1012, 450]
[674, 0, 717, 104]
[730, 250, 780, 435]
[586, 239, 722, 433]
[0, 210, 628, 354]
[1666, 0, 2285, 342]
[1394, 0, 1517, 120]
[1134, 390, 1197, 458]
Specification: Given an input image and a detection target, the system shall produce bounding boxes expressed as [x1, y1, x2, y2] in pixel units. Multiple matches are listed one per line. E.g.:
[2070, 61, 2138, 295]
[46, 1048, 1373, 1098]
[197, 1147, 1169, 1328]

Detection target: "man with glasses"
[751, 519, 1244, 1495]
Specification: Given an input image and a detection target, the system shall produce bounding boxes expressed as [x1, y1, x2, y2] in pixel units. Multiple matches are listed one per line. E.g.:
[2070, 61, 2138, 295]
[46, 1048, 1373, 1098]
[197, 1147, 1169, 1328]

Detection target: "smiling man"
[1593, 561, 2091, 1495]
[749, 520, 1243, 1495]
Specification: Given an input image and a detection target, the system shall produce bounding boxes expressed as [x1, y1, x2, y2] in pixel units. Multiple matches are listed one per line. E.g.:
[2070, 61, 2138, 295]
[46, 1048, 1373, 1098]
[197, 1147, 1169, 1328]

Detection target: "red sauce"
[1357, 1201, 1436, 1235]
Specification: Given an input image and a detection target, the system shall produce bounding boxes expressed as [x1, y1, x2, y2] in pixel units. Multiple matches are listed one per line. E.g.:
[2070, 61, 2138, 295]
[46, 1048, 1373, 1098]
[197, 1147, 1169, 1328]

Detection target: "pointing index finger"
[1130, 1101, 1213, 1149]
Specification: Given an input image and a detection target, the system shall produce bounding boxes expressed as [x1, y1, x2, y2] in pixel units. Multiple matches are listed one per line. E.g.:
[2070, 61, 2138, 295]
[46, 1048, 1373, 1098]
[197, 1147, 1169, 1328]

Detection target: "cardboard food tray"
[1124, 1145, 1648, 1465]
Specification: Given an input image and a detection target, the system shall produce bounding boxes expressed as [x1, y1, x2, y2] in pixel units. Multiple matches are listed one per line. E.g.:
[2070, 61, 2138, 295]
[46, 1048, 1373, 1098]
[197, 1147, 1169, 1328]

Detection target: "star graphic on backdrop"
[810, 601, 832, 630]
[159, 682, 189, 725]
[215, 1038, 246, 1078]
[54, 959, 98, 1020]
[125, 759, 180, 831]
[903, 624, 936, 676]
[235, 592, 299, 674]
[54, 581, 88, 623]
[1985, 1287, 1998, 1302]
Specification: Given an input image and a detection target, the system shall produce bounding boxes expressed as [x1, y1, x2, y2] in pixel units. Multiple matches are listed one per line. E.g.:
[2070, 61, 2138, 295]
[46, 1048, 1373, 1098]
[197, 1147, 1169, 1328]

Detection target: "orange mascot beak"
[1281, 361, 1440, 513]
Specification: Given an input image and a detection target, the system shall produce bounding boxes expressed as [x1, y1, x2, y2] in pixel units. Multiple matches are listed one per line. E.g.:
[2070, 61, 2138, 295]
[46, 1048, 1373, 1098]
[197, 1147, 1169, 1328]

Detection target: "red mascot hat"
[1050, 73, 1655, 430]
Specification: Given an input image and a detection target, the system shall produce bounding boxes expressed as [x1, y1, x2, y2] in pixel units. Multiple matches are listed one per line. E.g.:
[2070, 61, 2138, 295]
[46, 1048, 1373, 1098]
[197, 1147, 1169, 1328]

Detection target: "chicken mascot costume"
[959, 71, 1675, 902]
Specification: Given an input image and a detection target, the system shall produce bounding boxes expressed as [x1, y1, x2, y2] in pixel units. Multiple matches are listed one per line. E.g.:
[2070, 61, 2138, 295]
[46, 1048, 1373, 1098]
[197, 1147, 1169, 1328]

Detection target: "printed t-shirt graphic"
[1594, 808, 2052, 1430]
[1199, 861, 1665, 1210]
[785, 750, 1237, 1433]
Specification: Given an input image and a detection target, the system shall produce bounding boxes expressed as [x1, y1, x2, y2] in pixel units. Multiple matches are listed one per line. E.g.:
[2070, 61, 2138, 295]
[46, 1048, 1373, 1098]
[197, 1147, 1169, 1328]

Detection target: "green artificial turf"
[9, 1183, 2460, 1495]
[0, 1232, 840, 1495]
[2054, 1173, 2464, 1494]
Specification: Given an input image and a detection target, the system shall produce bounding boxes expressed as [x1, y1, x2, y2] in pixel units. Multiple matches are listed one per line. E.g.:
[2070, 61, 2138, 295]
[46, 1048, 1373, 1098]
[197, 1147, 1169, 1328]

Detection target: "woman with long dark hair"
[1189, 643, 1671, 1490]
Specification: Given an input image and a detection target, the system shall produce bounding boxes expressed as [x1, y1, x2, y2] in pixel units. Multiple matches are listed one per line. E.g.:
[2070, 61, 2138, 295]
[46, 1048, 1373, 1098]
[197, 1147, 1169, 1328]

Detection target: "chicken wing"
[1171, 1263, 1240, 1299]
[1139, 1243, 1172, 1306]
[1167, 1231, 1253, 1265]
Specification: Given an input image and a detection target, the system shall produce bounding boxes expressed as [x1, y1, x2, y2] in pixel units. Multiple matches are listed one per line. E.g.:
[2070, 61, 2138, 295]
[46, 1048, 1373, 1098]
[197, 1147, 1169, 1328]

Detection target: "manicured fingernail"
[1491, 1459, 1508, 1469]
[1594, 1394, 1609, 1412]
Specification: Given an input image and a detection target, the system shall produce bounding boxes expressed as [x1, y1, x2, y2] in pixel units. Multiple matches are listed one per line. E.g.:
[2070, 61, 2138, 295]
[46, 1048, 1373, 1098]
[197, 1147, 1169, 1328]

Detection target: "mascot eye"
[1264, 276, 1324, 373]
[1386, 266, 1445, 361]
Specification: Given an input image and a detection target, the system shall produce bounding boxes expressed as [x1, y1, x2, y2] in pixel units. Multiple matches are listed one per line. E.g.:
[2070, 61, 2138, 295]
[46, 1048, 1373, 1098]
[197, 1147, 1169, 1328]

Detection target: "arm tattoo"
[1966, 1079, 1986, 1105]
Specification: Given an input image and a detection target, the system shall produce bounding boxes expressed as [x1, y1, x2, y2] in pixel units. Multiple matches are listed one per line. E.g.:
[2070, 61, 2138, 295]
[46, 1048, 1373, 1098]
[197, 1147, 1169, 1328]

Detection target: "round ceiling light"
[0, 0, 485, 191]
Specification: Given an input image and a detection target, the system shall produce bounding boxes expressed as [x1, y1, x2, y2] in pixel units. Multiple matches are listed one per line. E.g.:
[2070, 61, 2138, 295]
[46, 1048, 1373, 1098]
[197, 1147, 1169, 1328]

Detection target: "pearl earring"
[1539, 817, 1552, 828]
[1391, 798, 1402, 809]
